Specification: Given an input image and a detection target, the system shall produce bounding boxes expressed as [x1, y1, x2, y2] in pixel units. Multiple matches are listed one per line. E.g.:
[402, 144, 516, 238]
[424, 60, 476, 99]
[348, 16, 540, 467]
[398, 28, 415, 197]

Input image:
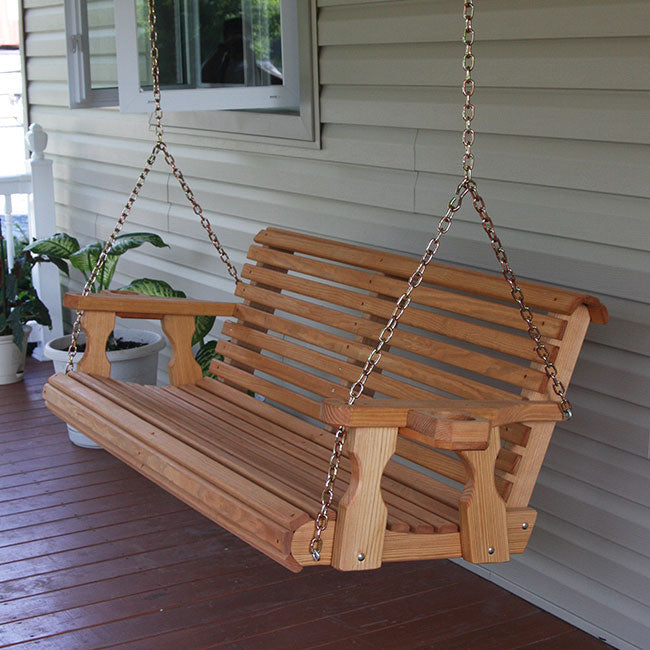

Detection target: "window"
[65, 0, 120, 107]
[64, 0, 316, 140]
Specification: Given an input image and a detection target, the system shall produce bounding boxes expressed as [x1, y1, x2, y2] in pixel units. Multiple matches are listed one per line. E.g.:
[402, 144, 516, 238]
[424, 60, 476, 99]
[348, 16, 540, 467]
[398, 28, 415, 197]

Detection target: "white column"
[3, 194, 15, 268]
[26, 124, 63, 357]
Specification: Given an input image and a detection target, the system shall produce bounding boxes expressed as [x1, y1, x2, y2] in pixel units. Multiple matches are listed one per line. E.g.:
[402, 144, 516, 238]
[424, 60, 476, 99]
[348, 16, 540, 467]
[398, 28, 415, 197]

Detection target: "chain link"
[66, 0, 239, 373]
[309, 0, 572, 562]
[468, 181, 573, 419]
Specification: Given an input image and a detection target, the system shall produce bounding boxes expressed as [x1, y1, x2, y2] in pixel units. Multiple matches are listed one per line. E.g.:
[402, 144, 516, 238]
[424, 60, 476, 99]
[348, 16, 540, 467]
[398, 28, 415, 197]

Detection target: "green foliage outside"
[248, 0, 281, 70]
[136, 0, 282, 87]
[0, 227, 52, 349]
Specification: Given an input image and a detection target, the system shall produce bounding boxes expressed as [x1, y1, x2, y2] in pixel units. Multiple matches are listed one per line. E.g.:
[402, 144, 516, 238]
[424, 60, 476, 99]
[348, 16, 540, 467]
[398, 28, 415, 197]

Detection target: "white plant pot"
[45, 328, 166, 449]
[0, 326, 32, 385]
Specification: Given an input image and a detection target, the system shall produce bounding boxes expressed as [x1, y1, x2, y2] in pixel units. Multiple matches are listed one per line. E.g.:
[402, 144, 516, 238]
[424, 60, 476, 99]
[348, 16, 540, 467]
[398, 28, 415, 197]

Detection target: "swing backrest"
[210, 228, 607, 509]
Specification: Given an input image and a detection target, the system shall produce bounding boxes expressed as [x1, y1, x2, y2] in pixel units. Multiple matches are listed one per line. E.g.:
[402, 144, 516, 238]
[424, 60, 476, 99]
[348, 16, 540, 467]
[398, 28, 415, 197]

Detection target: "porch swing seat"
[42, 227, 607, 572]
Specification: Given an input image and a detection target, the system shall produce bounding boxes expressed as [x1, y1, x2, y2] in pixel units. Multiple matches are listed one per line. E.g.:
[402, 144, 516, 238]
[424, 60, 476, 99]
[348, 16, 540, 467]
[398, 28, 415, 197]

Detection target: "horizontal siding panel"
[415, 172, 649, 247]
[561, 387, 650, 459]
[533, 471, 650, 558]
[572, 343, 650, 406]
[106, 246, 243, 301]
[53, 182, 170, 234]
[26, 57, 67, 82]
[45, 132, 418, 212]
[415, 131, 650, 198]
[321, 85, 649, 144]
[30, 107, 155, 142]
[26, 81, 69, 106]
[318, 123, 415, 169]
[587, 310, 650, 358]
[545, 431, 650, 505]
[25, 32, 66, 57]
[167, 208, 265, 256]
[24, 6, 65, 32]
[23, 0, 62, 7]
[533, 516, 650, 607]
[319, 0, 648, 44]
[392, 215, 650, 304]
[31, 108, 417, 170]
[52, 157, 169, 202]
[320, 39, 648, 90]
[54, 202, 101, 239]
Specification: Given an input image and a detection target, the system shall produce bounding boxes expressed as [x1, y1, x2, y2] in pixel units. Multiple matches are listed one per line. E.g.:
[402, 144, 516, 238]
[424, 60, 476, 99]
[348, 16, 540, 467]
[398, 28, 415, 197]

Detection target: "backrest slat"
[255, 228, 607, 322]
[248, 244, 567, 340]
[236, 304, 547, 393]
[206, 228, 604, 511]
[241, 264, 557, 363]
[234, 285, 524, 400]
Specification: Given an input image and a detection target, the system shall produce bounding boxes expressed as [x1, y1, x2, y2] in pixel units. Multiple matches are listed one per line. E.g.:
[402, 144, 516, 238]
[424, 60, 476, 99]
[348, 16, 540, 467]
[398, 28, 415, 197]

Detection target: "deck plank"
[0, 359, 610, 649]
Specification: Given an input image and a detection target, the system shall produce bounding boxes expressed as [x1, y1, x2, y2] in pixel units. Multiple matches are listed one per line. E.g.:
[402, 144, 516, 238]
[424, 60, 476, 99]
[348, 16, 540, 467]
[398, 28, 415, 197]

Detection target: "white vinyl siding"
[22, 1, 649, 648]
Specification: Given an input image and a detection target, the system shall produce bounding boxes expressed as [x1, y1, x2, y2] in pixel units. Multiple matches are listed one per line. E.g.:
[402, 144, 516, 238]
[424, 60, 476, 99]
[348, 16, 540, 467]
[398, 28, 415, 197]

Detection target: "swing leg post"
[457, 426, 509, 563]
[331, 426, 398, 571]
[76, 311, 115, 377]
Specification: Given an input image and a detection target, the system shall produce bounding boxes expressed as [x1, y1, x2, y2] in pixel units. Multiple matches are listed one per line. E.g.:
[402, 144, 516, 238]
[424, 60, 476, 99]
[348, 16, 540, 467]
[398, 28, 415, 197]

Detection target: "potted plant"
[26, 232, 170, 447]
[26, 231, 221, 447]
[0, 225, 51, 384]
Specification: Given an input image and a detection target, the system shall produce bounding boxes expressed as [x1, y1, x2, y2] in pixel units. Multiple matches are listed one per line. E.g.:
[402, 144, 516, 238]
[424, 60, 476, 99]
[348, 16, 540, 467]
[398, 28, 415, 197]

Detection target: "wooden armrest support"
[321, 398, 563, 450]
[63, 291, 237, 318]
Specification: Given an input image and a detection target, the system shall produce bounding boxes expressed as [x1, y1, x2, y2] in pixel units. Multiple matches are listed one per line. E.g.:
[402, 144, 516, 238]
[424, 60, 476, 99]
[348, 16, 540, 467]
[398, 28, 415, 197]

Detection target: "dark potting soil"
[76, 337, 146, 353]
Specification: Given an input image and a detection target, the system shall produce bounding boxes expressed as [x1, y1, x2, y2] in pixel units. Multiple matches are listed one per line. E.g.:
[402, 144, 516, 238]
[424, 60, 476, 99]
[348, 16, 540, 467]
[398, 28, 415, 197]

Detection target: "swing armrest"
[320, 398, 563, 451]
[63, 291, 237, 319]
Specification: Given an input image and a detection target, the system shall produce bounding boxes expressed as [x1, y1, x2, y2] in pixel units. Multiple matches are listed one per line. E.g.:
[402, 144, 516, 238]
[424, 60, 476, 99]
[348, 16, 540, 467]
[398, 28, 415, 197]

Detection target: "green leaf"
[69, 242, 103, 273]
[38, 255, 70, 277]
[96, 255, 119, 291]
[194, 340, 223, 377]
[69, 243, 118, 291]
[25, 233, 79, 259]
[109, 232, 169, 257]
[7, 311, 24, 348]
[120, 278, 186, 298]
[4, 273, 18, 301]
[192, 315, 216, 346]
[20, 297, 52, 328]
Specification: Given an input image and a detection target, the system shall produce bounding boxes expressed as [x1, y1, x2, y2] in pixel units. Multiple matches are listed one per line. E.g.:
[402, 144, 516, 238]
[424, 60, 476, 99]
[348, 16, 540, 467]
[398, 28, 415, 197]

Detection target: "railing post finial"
[26, 124, 47, 161]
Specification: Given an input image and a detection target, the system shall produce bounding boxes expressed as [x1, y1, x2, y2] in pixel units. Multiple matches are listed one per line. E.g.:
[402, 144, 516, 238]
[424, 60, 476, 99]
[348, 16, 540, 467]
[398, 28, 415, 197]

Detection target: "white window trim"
[114, 0, 301, 114]
[64, 0, 119, 108]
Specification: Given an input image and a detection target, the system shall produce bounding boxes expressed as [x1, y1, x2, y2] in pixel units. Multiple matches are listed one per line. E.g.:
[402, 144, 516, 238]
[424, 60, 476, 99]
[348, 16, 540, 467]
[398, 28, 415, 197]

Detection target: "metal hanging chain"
[309, 0, 572, 561]
[66, 0, 239, 373]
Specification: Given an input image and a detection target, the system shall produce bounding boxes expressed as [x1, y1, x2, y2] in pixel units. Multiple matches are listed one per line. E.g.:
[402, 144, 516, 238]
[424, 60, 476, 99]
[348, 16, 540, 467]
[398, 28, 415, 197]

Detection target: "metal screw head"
[357, 553, 366, 562]
[488, 547, 495, 555]
[522, 522, 529, 530]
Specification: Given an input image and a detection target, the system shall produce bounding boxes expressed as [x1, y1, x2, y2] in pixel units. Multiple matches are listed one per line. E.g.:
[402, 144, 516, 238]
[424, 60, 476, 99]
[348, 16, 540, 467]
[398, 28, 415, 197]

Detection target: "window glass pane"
[135, 0, 282, 91]
[87, 0, 119, 89]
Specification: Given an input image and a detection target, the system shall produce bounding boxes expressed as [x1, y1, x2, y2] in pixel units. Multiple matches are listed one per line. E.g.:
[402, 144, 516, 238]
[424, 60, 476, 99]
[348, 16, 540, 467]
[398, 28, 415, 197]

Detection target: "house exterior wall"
[22, 0, 649, 647]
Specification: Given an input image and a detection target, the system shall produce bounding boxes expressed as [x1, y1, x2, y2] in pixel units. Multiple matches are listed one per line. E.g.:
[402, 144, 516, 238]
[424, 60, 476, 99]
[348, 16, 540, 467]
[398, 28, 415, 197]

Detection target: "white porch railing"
[1, 123, 63, 356]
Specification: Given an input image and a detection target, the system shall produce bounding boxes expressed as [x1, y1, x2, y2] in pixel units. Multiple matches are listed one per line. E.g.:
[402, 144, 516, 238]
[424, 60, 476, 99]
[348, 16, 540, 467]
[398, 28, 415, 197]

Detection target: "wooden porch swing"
[43, 0, 607, 573]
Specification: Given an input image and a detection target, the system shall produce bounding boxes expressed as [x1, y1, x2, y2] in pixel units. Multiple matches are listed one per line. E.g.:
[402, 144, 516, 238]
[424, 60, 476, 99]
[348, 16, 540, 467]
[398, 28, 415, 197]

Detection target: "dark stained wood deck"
[0, 358, 611, 649]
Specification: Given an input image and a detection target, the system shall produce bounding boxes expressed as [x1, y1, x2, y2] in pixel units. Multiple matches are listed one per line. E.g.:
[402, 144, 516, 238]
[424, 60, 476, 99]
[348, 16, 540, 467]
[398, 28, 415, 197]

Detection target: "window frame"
[64, 0, 120, 108]
[63, 0, 317, 142]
